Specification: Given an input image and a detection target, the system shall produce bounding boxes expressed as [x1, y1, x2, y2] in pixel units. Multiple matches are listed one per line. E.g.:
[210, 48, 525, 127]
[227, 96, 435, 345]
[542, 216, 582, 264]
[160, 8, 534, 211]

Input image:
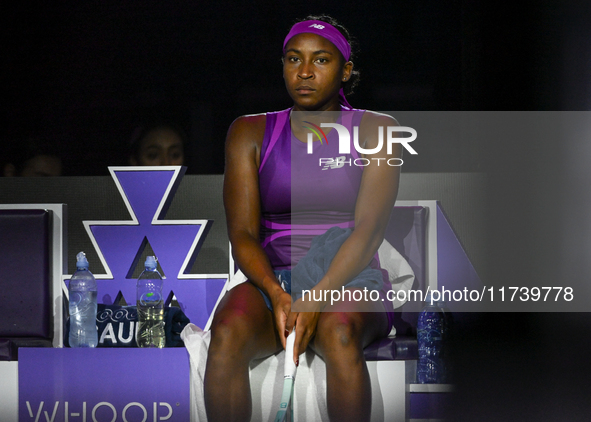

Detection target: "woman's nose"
[298, 61, 313, 79]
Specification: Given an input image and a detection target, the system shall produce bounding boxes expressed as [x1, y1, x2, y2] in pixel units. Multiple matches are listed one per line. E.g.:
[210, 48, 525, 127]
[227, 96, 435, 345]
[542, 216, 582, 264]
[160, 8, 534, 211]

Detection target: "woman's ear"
[343, 61, 353, 81]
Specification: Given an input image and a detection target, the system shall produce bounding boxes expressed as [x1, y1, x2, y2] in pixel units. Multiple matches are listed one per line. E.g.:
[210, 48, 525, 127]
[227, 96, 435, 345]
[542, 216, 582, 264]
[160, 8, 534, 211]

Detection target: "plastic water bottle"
[69, 252, 98, 348]
[136, 256, 165, 348]
[417, 292, 447, 383]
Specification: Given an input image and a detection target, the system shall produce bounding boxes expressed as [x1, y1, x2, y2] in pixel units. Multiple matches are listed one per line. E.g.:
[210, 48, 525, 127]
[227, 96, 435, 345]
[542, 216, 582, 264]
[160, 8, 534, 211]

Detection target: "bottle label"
[139, 292, 162, 306]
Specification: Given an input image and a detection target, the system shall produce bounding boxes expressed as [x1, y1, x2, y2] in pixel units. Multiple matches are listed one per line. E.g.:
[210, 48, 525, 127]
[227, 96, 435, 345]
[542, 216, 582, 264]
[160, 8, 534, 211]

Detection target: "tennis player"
[205, 15, 402, 422]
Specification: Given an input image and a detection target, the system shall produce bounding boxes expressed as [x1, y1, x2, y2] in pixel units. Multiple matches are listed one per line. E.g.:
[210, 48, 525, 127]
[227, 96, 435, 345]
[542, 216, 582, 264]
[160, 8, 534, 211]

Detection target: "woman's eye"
[288, 56, 299, 63]
[316, 57, 328, 64]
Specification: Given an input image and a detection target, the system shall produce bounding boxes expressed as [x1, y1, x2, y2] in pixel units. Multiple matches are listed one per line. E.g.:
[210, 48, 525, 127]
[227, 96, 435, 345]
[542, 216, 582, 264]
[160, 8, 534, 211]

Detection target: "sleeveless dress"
[256, 106, 395, 326]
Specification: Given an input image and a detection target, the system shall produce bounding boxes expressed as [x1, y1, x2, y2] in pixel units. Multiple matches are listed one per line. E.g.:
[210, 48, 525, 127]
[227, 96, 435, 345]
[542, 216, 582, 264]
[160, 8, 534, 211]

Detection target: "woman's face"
[131, 128, 185, 166]
[283, 33, 352, 111]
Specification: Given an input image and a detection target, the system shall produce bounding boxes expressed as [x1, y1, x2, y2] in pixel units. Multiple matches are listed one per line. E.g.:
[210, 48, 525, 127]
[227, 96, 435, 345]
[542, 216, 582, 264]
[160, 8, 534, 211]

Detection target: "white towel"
[378, 238, 415, 309]
[181, 323, 328, 421]
[180, 324, 210, 422]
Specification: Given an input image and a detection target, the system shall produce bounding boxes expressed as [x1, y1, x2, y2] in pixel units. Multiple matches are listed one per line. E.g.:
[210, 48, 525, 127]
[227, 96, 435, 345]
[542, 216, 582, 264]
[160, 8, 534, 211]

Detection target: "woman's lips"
[296, 86, 315, 94]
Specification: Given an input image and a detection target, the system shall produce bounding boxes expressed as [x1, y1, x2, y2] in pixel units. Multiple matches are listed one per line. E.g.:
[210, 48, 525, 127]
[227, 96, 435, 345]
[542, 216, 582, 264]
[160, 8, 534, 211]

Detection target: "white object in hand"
[274, 329, 297, 422]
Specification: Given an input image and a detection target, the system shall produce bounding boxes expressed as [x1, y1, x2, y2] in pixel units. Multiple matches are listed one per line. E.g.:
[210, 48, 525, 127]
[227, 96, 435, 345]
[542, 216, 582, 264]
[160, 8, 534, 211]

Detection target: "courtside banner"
[19, 348, 190, 422]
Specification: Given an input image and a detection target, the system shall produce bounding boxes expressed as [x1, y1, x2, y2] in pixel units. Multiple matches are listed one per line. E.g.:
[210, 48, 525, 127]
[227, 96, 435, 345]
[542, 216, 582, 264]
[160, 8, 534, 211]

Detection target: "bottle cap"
[76, 251, 89, 269]
[145, 256, 157, 270]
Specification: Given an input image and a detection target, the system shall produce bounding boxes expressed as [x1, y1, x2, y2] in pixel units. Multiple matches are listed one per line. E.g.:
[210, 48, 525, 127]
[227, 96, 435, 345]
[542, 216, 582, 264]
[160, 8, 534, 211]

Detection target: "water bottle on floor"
[136, 256, 165, 348]
[417, 292, 448, 383]
[69, 252, 98, 348]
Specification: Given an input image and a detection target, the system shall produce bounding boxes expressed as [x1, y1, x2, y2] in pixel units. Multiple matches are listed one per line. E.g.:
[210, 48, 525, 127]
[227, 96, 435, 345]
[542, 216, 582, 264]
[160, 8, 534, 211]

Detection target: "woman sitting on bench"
[205, 15, 402, 422]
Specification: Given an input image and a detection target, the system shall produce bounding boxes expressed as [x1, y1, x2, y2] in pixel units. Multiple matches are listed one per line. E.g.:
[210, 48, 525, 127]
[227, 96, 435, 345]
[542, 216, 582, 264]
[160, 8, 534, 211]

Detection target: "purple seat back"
[0, 209, 53, 360]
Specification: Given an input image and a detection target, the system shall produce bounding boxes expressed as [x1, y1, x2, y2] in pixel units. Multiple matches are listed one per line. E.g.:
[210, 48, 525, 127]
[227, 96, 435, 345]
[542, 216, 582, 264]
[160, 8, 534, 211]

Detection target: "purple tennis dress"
[257, 106, 395, 323]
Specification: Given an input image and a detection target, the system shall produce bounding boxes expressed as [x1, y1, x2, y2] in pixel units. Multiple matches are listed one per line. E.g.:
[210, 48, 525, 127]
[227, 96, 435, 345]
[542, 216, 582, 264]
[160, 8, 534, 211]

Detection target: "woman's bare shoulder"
[360, 110, 400, 127]
[227, 113, 267, 147]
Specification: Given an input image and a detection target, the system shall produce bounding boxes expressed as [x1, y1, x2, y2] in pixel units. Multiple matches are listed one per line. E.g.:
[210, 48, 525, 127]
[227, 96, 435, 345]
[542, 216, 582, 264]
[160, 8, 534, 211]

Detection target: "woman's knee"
[210, 309, 255, 351]
[209, 283, 272, 348]
[314, 312, 365, 358]
[208, 299, 279, 362]
[208, 312, 265, 368]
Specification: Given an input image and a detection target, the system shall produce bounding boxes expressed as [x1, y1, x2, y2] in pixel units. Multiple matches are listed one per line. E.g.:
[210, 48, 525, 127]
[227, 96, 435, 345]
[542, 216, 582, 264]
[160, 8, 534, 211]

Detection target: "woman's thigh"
[209, 281, 283, 360]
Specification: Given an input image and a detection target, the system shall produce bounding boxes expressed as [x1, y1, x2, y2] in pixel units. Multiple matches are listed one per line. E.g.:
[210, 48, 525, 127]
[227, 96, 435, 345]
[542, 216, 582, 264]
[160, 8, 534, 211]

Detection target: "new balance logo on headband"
[309, 24, 325, 29]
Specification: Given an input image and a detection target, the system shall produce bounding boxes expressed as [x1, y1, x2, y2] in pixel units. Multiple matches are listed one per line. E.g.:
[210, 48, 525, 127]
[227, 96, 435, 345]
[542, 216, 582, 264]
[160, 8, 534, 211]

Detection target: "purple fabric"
[282, 20, 353, 109]
[259, 109, 289, 172]
[258, 107, 365, 269]
[256, 107, 395, 329]
[283, 20, 351, 61]
[261, 219, 355, 230]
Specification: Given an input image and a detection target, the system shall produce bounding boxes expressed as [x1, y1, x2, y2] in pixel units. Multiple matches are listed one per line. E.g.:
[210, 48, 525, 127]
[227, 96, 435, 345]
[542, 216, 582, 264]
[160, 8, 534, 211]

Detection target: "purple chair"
[0, 210, 54, 360]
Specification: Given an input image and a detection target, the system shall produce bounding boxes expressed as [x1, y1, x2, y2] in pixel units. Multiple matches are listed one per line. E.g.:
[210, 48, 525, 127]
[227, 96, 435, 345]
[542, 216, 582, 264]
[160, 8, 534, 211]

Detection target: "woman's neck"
[289, 105, 343, 143]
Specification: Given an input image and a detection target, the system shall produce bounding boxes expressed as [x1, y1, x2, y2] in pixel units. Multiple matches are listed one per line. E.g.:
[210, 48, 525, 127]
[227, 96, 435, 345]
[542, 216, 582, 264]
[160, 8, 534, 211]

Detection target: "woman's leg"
[311, 288, 390, 422]
[205, 282, 282, 422]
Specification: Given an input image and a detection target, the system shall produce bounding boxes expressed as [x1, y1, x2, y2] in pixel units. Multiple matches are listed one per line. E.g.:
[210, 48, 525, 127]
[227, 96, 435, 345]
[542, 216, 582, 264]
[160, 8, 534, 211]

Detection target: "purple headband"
[283, 20, 351, 61]
[283, 20, 353, 108]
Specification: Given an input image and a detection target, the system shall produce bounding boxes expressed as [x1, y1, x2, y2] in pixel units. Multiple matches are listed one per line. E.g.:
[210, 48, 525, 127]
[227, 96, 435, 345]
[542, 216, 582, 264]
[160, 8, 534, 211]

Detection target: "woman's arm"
[317, 112, 402, 291]
[287, 111, 402, 356]
[223, 114, 292, 346]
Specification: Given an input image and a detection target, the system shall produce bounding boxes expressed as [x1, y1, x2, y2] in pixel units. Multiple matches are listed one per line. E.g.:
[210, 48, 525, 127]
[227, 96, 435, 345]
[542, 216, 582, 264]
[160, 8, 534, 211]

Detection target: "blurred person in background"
[2, 138, 63, 177]
[128, 121, 187, 167]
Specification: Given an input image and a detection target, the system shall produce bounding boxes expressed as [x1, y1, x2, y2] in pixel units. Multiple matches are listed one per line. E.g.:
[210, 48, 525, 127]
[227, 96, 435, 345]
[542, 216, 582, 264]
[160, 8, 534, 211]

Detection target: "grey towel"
[291, 227, 384, 300]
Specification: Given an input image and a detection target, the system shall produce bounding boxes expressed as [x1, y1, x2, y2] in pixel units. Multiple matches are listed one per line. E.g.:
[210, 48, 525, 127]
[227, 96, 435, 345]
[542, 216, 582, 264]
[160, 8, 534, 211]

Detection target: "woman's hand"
[285, 296, 324, 366]
[269, 286, 293, 349]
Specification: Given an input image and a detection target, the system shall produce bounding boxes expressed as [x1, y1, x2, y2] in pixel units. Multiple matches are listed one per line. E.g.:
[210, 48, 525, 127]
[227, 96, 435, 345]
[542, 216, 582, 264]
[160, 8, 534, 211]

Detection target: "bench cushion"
[0, 209, 52, 360]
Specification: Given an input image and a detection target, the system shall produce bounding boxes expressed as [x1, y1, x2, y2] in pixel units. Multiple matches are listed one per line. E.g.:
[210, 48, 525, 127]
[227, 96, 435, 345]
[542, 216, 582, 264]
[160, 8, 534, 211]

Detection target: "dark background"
[4, 1, 591, 420]
[5, 1, 590, 176]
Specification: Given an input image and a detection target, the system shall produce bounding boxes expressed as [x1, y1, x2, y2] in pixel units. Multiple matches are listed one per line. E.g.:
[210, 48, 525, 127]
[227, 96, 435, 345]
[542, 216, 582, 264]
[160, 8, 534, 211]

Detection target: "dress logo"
[321, 156, 347, 170]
